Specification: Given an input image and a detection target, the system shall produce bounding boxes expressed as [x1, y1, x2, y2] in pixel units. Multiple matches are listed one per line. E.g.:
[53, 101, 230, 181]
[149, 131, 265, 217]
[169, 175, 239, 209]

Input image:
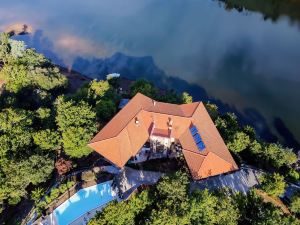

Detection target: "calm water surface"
[0, 0, 300, 146]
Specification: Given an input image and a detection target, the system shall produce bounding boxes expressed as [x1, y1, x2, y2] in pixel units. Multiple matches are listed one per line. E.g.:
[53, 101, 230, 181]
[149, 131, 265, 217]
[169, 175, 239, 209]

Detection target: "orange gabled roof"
[88, 93, 238, 179]
[89, 93, 153, 143]
[182, 150, 237, 179]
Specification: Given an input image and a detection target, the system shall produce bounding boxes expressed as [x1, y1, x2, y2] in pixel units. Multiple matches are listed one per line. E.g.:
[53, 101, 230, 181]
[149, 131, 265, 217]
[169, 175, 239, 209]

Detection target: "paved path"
[191, 166, 261, 194]
[113, 167, 163, 199]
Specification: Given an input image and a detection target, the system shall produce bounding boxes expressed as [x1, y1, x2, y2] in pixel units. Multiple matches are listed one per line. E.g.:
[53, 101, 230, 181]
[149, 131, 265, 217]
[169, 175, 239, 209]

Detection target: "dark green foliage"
[130, 79, 157, 98]
[0, 35, 70, 214]
[287, 169, 300, 183]
[290, 192, 300, 214]
[95, 99, 116, 121]
[89, 190, 152, 225]
[0, 154, 54, 206]
[89, 171, 298, 225]
[31, 187, 45, 203]
[235, 190, 298, 225]
[157, 90, 181, 104]
[205, 102, 219, 121]
[155, 171, 189, 213]
[215, 111, 297, 171]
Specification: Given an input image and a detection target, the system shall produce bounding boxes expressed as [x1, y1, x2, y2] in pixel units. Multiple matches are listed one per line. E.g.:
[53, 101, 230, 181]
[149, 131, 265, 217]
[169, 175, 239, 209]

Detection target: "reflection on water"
[222, 0, 300, 23]
[0, 0, 300, 146]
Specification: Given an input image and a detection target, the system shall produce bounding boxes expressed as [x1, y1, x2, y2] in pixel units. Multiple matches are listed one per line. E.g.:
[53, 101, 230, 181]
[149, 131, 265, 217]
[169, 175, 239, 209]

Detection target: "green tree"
[0, 108, 33, 155]
[215, 112, 239, 141]
[148, 208, 189, 225]
[287, 169, 300, 183]
[130, 79, 157, 98]
[227, 131, 250, 153]
[55, 96, 96, 131]
[31, 187, 45, 203]
[156, 171, 189, 212]
[215, 189, 239, 225]
[264, 143, 297, 168]
[95, 99, 116, 121]
[0, 63, 30, 93]
[0, 46, 67, 93]
[0, 155, 54, 205]
[55, 96, 96, 158]
[181, 92, 193, 104]
[290, 193, 300, 214]
[62, 126, 94, 158]
[89, 190, 152, 225]
[9, 39, 26, 58]
[87, 80, 110, 102]
[33, 129, 60, 151]
[259, 173, 286, 197]
[188, 189, 218, 225]
[205, 102, 219, 121]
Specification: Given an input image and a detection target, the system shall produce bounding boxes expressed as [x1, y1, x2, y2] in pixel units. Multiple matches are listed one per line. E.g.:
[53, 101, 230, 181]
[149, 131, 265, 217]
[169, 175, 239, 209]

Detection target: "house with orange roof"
[88, 93, 238, 180]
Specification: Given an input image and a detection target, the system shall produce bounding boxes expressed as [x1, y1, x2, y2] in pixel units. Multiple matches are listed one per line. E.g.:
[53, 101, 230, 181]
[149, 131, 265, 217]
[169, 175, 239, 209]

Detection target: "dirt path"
[255, 189, 291, 214]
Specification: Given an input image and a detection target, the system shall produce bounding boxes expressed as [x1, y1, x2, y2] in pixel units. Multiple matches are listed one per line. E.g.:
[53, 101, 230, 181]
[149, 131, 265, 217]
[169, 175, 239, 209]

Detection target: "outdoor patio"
[128, 145, 181, 164]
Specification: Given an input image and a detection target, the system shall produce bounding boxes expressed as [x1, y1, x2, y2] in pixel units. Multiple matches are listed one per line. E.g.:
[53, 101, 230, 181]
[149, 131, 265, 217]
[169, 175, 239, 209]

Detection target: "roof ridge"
[89, 109, 143, 144]
[182, 147, 208, 156]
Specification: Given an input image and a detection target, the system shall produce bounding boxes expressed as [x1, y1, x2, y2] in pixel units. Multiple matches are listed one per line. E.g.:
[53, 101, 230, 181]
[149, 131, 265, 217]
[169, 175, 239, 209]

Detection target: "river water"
[0, 0, 300, 147]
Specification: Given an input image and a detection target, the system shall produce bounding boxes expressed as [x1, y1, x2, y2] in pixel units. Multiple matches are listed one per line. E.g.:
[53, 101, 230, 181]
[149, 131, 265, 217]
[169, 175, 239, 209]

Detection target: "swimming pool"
[53, 180, 116, 225]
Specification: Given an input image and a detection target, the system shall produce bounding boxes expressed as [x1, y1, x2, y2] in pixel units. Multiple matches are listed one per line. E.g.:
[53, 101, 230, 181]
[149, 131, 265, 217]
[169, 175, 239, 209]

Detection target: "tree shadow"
[274, 117, 300, 150]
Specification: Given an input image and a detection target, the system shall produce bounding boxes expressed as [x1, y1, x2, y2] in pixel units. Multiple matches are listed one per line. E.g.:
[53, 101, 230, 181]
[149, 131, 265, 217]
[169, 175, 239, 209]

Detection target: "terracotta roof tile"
[88, 93, 238, 179]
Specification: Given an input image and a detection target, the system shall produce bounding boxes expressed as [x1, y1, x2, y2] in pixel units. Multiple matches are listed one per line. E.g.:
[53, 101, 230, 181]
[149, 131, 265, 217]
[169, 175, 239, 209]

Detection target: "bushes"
[227, 131, 251, 153]
[35, 180, 75, 213]
[259, 173, 286, 197]
[290, 193, 300, 214]
[287, 169, 300, 183]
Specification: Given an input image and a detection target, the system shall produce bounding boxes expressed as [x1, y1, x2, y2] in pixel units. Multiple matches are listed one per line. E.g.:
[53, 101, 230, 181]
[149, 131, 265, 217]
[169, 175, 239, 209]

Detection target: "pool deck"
[39, 181, 117, 225]
[36, 165, 264, 225]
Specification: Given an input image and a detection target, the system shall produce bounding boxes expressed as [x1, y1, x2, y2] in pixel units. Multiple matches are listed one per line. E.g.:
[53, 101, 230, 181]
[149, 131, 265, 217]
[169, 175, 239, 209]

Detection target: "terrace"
[128, 140, 182, 164]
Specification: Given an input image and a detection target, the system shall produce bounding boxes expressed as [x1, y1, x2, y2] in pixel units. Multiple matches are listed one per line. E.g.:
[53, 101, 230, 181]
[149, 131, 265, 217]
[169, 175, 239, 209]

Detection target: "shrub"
[58, 184, 68, 194]
[31, 187, 45, 203]
[287, 169, 300, 183]
[67, 181, 75, 188]
[290, 193, 300, 214]
[81, 171, 96, 182]
[259, 173, 286, 197]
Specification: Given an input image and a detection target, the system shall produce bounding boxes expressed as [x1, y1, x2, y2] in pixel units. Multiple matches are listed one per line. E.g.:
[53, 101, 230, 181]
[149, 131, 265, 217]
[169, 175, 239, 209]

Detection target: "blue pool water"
[53, 180, 116, 225]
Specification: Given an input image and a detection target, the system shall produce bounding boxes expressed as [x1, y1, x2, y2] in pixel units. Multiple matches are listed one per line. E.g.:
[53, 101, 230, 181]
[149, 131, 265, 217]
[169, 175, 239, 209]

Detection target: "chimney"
[168, 118, 173, 129]
[135, 117, 139, 125]
[153, 100, 156, 106]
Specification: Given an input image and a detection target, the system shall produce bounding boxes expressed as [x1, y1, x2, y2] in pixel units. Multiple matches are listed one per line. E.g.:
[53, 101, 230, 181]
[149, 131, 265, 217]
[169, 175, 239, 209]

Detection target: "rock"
[4, 23, 33, 37]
